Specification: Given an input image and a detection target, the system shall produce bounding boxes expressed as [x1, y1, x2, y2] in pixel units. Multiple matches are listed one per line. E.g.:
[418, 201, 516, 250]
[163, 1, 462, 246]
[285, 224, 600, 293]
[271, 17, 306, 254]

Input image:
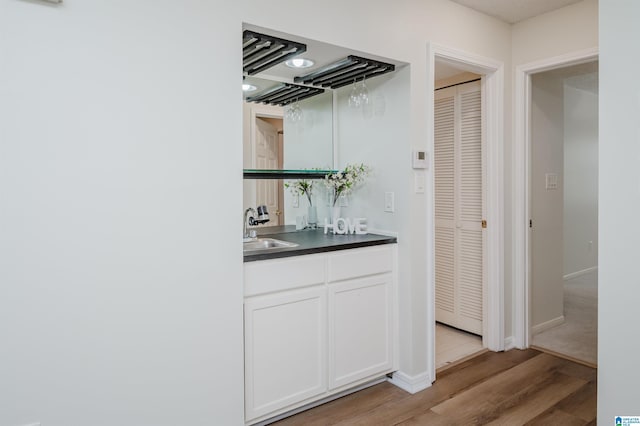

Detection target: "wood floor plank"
[554, 358, 598, 382]
[524, 408, 589, 426]
[437, 348, 541, 381]
[275, 350, 542, 426]
[269, 349, 597, 426]
[274, 382, 409, 426]
[483, 373, 586, 425]
[554, 380, 597, 422]
[344, 350, 544, 425]
[430, 354, 572, 418]
[394, 409, 451, 426]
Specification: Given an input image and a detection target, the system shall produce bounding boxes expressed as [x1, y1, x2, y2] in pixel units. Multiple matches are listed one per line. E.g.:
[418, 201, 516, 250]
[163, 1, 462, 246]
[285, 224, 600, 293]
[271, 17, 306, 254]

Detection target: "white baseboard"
[504, 336, 516, 351]
[388, 370, 432, 394]
[531, 315, 565, 335]
[563, 266, 597, 281]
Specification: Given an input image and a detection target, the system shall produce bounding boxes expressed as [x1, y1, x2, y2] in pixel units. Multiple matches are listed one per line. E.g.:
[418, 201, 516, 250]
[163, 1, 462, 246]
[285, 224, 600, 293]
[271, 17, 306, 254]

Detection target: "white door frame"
[426, 43, 505, 381]
[512, 47, 598, 349]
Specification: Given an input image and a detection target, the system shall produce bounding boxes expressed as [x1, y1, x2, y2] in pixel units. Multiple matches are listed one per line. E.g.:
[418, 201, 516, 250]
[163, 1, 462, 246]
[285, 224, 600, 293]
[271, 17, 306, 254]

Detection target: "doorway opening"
[512, 47, 598, 358]
[427, 43, 504, 381]
[433, 63, 485, 369]
[528, 61, 598, 366]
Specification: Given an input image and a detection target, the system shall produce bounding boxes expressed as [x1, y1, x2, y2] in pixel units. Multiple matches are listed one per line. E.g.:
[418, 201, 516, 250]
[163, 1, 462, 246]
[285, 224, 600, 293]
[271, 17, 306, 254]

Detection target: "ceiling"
[449, 0, 584, 24]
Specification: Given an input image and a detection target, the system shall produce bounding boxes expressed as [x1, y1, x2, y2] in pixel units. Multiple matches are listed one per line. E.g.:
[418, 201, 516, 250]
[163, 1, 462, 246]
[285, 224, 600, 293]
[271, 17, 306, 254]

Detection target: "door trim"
[427, 43, 505, 382]
[512, 47, 599, 349]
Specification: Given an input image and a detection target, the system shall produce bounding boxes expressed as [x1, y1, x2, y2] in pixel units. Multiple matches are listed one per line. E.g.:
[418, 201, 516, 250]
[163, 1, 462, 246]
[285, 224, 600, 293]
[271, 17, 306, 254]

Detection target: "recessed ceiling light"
[242, 83, 257, 92]
[285, 58, 315, 69]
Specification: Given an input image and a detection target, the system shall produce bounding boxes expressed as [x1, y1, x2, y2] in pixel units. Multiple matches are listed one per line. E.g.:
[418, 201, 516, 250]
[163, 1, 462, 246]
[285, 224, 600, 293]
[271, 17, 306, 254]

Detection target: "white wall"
[563, 74, 598, 276]
[0, 1, 244, 425]
[512, 0, 598, 66]
[530, 72, 565, 329]
[241, 0, 512, 378]
[284, 91, 334, 170]
[337, 68, 410, 234]
[598, 0, 640, 421]
[511, 0, 598, 342]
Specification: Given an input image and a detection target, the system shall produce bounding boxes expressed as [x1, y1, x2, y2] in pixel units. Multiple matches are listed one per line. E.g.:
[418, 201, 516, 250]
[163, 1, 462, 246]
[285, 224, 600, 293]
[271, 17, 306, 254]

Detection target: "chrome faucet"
[244, 207, 257, 240]
[243, 205, 270, 240]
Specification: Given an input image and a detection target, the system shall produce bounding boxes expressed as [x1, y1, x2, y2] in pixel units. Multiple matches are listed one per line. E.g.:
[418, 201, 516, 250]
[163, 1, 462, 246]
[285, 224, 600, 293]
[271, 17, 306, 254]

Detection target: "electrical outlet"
[384, 192, 395, 212]
[338, 194, 348, 207]
[292, 194, 299, 208]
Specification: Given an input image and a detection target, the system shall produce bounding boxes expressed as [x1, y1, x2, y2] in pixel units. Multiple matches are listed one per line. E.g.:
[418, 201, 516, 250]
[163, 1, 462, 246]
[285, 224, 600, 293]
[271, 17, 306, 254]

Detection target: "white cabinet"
[244, 244, 397, 424]
[328, 274, 393, 389]
[244, 286, 326, 421]
[327, 246, 394, 390]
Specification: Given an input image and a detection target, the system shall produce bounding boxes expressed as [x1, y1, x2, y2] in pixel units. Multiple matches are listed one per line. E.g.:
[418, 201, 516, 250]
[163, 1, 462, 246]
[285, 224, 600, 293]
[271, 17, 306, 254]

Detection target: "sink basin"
[243, 238, 299, 252]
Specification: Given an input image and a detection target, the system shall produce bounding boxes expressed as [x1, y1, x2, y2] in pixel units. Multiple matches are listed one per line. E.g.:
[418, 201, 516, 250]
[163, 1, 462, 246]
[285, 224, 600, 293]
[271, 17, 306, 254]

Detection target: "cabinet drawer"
[328, 245, 393, 282]
[244, 253, 326, 296]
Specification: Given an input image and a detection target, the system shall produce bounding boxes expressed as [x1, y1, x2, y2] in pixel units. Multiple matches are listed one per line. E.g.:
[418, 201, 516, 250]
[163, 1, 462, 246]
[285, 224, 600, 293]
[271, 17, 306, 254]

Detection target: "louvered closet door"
[434, 80, 484, 335]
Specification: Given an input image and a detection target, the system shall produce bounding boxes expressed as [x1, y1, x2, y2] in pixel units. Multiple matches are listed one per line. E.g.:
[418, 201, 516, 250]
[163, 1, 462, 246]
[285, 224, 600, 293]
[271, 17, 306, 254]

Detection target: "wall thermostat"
[412, 150, 428, 169]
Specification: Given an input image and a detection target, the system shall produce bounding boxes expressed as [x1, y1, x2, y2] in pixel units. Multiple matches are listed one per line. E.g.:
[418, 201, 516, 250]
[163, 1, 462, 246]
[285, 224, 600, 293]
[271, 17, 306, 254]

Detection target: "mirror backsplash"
[243, 78, 333, 171]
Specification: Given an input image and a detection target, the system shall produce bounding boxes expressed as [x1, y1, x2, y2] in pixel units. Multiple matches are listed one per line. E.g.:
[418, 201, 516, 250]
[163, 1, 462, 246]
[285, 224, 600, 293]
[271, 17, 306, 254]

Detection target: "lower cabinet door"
[244, 286, 327, 421]
[328, 274, 394, 390]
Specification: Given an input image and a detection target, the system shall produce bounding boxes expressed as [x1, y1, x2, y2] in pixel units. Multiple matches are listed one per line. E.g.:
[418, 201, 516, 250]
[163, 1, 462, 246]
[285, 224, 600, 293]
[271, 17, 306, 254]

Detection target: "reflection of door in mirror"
[255, 117, 283, 225]
[243, 101, 285, 226]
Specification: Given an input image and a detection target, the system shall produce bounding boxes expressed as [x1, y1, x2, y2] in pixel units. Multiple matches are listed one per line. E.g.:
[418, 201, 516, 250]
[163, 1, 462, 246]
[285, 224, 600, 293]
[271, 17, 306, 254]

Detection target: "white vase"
[331, 205, 341, 223]
[307, 205, 317, 229]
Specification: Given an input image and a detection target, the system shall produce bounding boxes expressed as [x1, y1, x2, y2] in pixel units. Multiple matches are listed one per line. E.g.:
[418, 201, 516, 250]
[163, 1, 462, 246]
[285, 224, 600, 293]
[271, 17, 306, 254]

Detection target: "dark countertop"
[243, 226, 397, 262]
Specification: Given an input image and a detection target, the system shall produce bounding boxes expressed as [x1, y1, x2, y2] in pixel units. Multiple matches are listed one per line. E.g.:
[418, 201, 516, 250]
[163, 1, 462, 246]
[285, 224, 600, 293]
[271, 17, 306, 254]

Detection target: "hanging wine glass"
[358, 76, 370, 107]
[348, 79, 361, 108]
[287, 98, 303, 123]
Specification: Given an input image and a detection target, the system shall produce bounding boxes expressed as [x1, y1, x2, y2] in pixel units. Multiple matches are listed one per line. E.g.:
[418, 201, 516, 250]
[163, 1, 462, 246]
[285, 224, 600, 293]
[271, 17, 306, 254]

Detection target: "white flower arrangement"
[285, 179, 314, 206]
[324, 163, 371, 206]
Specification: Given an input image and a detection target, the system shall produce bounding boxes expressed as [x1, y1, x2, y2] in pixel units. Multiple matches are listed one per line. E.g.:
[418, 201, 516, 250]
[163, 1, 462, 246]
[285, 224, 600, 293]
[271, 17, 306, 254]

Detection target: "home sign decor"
[324, 217, 368, 235]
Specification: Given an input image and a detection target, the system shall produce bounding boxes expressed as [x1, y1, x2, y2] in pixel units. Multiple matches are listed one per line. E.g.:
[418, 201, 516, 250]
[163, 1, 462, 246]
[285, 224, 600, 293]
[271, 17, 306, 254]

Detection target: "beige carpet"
[532, 269, 597, 365]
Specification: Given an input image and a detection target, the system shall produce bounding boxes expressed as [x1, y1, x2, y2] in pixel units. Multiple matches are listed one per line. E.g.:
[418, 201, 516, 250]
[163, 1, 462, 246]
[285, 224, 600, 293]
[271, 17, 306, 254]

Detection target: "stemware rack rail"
[245, 83, 325, 106]
[243, 30, 307, 76]
[294, 55, 395, 89]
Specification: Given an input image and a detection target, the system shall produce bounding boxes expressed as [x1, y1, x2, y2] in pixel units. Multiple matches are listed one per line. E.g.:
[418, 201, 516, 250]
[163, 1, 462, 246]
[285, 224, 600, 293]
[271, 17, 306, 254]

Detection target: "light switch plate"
[414, 172, 425, 193]
[384, 192, 395, 212]
[545, 173, 558, 190]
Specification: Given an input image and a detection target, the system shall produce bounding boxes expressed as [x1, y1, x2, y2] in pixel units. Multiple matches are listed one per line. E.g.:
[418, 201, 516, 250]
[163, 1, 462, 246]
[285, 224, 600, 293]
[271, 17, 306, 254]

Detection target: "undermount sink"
[243, 238, 299, 252]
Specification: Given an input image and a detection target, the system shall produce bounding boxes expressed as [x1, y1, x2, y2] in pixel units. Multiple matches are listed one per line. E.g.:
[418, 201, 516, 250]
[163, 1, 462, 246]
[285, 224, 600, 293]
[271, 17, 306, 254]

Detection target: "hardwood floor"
[272, 349, 596, 425]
